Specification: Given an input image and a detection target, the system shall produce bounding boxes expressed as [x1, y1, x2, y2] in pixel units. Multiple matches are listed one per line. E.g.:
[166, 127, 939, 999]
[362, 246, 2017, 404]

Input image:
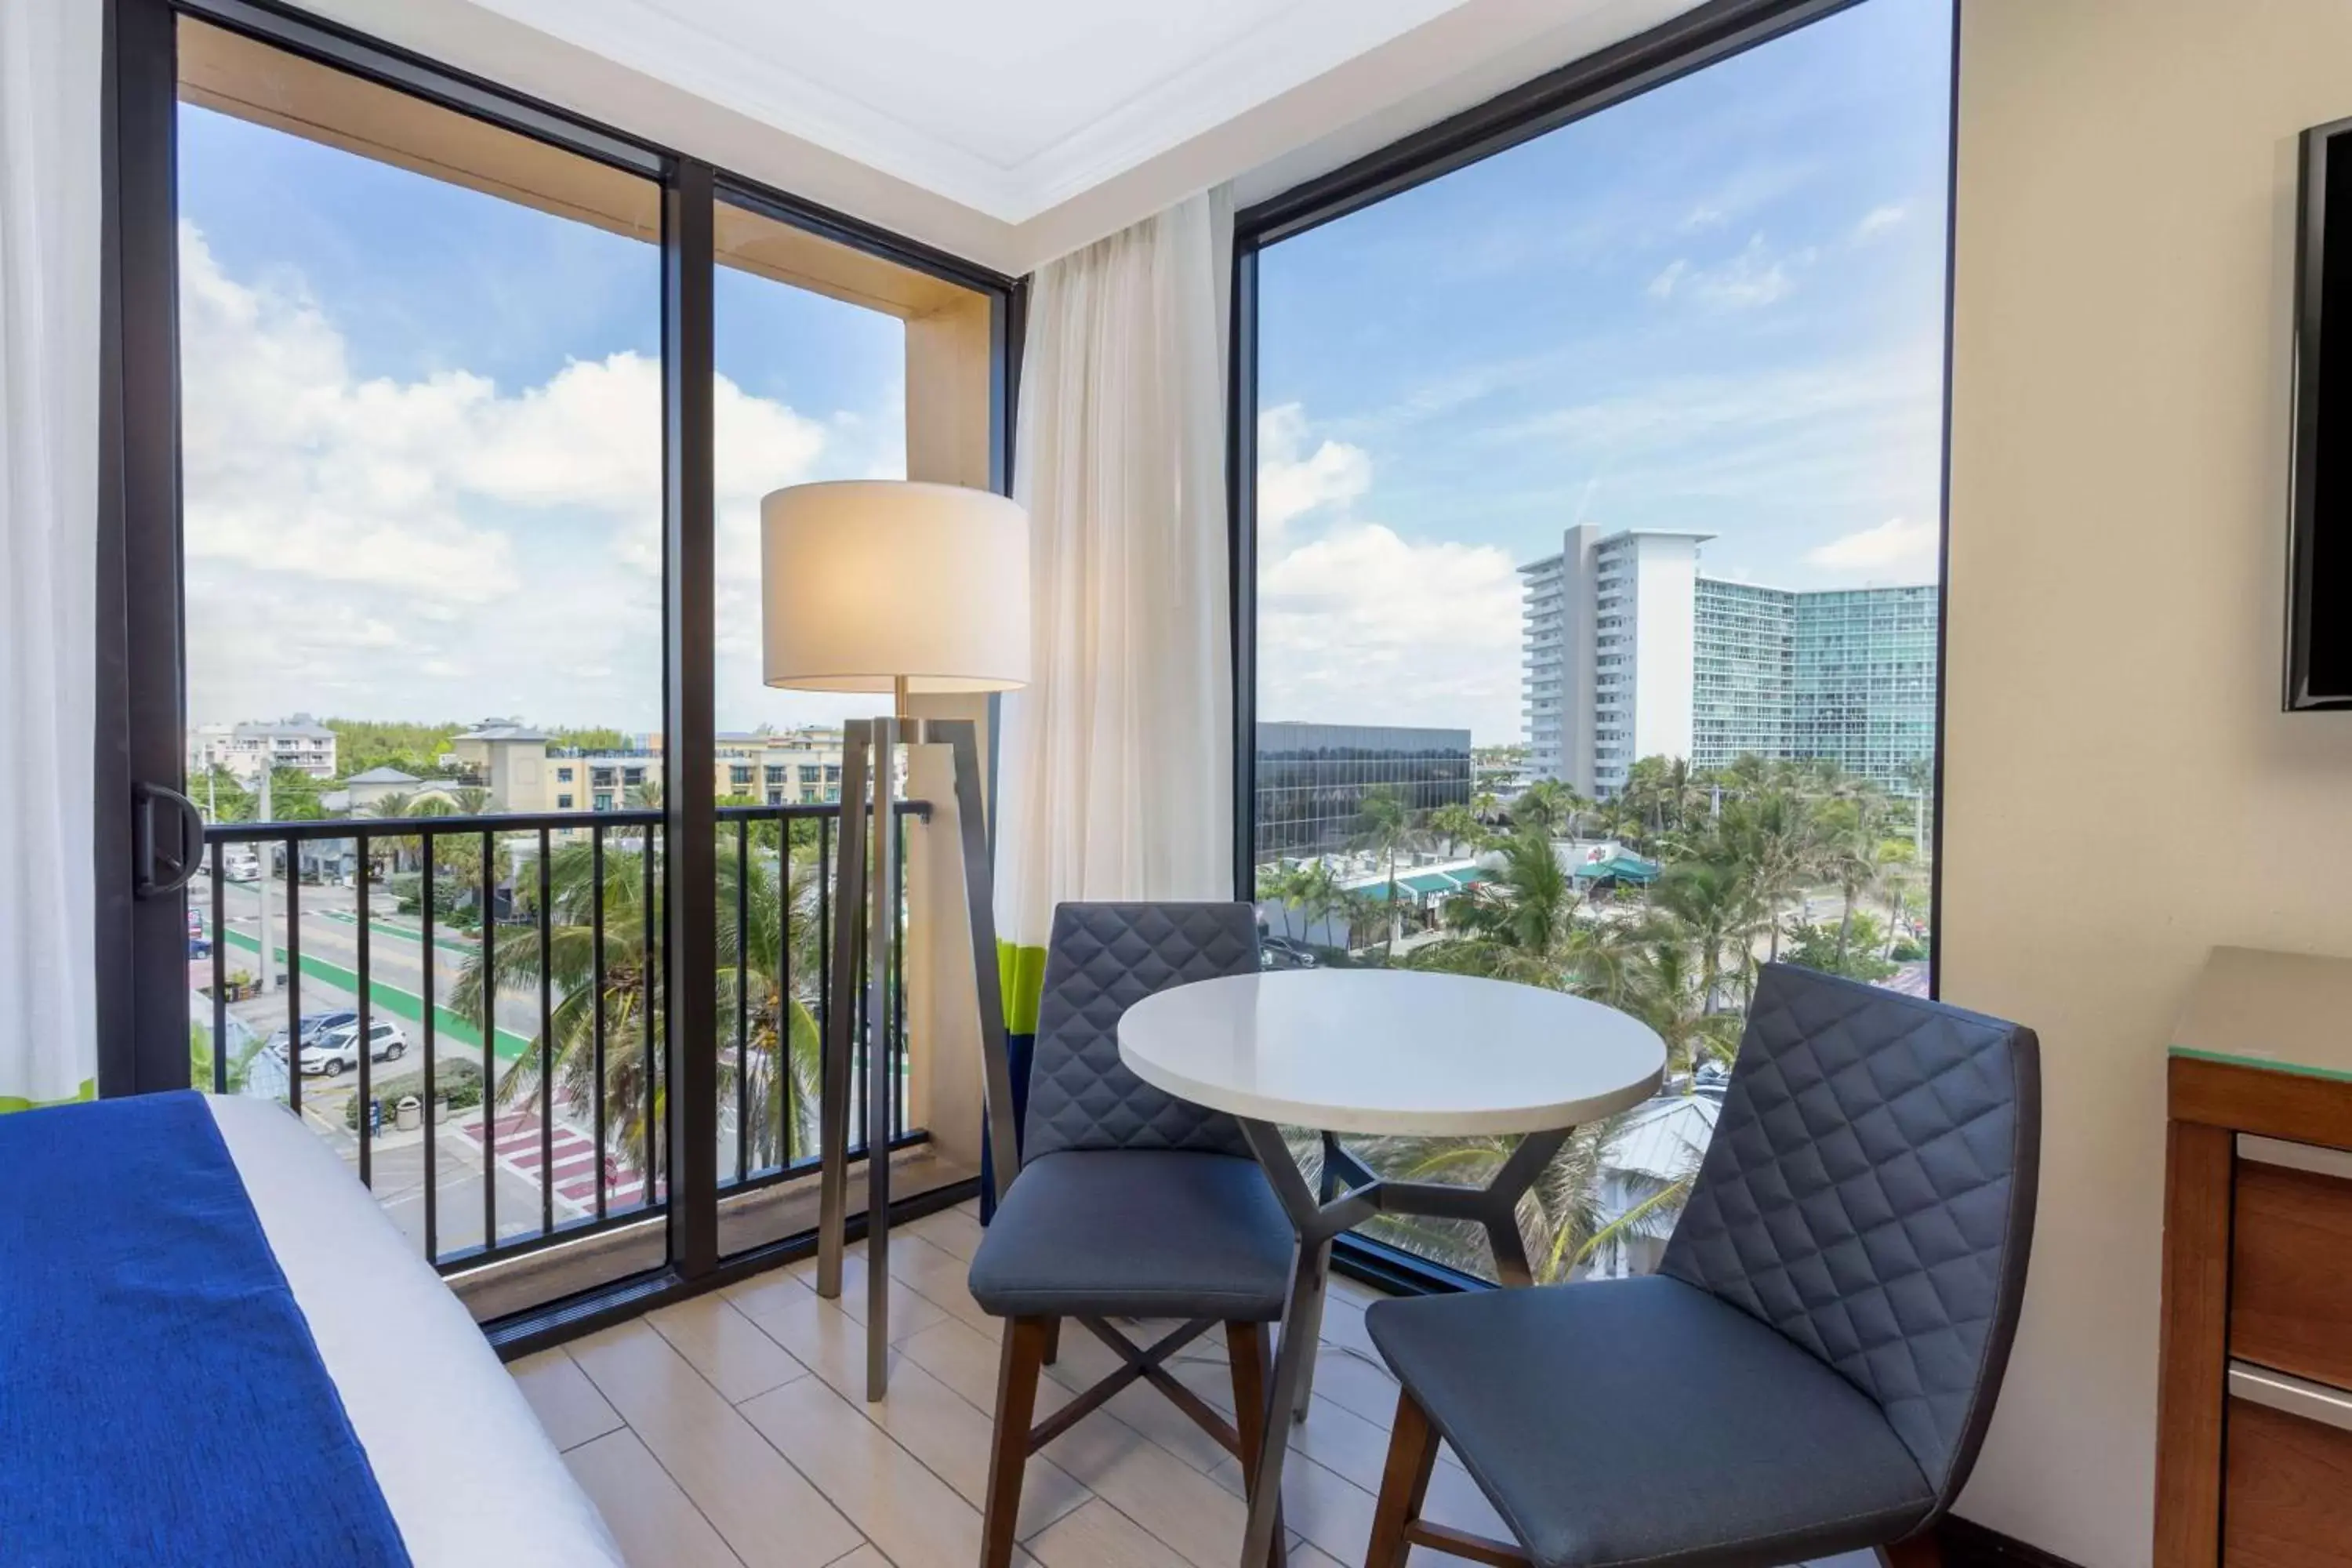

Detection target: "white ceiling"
[459, 0, 1468, 223]
[312, 0, 1698, 272]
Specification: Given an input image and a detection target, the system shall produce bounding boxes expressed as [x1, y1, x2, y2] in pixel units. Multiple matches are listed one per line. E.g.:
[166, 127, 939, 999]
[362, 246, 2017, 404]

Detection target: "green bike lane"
[220, 924, 532, 1062]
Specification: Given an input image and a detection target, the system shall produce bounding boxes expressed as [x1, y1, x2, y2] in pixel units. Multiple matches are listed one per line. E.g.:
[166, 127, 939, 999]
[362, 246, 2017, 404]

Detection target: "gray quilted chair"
[1360, 963, 2041, 1568]
[966, 903, 1295, 1568]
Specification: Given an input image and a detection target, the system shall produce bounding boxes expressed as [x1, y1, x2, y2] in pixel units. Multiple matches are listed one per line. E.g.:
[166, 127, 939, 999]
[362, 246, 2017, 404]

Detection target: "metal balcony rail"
[196, 800, 928, 1277]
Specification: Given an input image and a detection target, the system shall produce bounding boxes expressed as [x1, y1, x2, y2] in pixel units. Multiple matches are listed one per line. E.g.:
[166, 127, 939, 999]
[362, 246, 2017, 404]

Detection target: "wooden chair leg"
[1040, 1316, 1061, 1367]
[1879, 1530, 1944, 1568]
[1366, 1388, 1442, 1568]
[1227, 1321, 1287, 1568]
[982, 1316, 1052, 1568]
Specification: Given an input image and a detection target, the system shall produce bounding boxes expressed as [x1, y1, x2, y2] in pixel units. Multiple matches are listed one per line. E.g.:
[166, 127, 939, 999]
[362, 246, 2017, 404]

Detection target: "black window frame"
[1227, 0, 1959, 1295]
[96, 0, 1021, 1351]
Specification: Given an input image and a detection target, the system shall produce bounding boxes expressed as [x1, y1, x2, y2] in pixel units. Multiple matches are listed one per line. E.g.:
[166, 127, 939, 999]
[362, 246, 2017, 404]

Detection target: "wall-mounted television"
[2289, 114, 2352, 709]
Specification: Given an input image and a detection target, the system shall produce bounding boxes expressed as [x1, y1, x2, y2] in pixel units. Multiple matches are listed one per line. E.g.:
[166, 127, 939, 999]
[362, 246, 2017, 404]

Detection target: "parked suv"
[300, 1019, 407, 1076]
[267, 1011, 358, 1057]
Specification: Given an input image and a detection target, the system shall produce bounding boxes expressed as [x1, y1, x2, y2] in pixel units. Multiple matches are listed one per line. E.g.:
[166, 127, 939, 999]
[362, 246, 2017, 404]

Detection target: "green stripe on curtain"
[0, 1080, 96, 1116]
[997, 941, 1047, 1036]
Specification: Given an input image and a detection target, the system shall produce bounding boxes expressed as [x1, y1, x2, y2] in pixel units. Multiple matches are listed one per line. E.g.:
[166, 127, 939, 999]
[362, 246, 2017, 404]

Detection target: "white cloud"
[1805, 516, 1940, 579]
[177, 223, 848, 731]
[1259, 522, 1524, 743]
[1854, 204, 1908, 240]
[1645, 234, 1805, 309]
[1255, 403, 1370, 544]
[1251, 405, 1522, 742]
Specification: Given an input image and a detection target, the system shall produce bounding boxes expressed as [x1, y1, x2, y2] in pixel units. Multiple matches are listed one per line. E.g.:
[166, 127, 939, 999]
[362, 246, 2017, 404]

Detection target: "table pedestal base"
[1232, 1120, 1571, 1568]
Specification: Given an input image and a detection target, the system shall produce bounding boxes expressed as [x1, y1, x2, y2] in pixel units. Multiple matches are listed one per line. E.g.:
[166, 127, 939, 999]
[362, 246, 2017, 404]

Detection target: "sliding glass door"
[100, 0, 1013, 1337]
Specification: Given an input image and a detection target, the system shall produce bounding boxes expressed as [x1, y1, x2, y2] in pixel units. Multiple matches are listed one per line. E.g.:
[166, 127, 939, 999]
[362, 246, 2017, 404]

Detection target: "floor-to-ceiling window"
[176, 16, 668, 1278]
[1240, 0, 1955, 1283]
[707, 194, 997, 1254]
[128, 2, 1011, 1330]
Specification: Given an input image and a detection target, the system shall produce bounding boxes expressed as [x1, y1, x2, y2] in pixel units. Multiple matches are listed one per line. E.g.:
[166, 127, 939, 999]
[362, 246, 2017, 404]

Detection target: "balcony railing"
[194, 800, 927, 1279]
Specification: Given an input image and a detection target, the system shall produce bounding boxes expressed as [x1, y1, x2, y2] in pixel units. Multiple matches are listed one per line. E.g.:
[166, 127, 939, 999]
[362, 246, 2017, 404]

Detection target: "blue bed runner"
[0, 1091, 412, 1566]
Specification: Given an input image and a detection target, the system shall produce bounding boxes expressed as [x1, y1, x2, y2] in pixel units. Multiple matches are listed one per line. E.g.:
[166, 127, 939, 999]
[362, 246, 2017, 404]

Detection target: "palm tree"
[1351, 786, 1421, 957]
[1650, 858, 1753, 1013]
[1414, 828, 1648, 1001]
[1624, 937, 1741, 1076]
[1254, 862, 1304, 941]
[452, 785, 493, 816]
[1816, 793, 1889, 969]
[452, 839, 665, 1180]
[1719, 786, 1815, 962]
[630, 777, 666, 811]
[363, 790, 416, 876]
[1878, 839, 1922, 958]
[452, 829, 829, 1180]
[1428, 802, 1486, 858]
[1349, 1121, 1621, 1283]
[1512, 779, 1584, 840]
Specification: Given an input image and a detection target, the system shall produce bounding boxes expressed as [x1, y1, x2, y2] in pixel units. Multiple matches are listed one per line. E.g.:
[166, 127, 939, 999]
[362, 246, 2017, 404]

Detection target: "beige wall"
[1944, 4, 2352, 1563]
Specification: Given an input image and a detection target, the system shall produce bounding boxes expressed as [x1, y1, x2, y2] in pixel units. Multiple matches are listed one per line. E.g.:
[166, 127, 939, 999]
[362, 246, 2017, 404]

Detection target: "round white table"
[1118, 969, 1666, 1568]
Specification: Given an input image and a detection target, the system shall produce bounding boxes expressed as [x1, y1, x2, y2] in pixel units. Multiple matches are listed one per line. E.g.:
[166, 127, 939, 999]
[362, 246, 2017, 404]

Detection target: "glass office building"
[1693, 579, 1797, 772]
[1254, 721, 1474, 863]
[1789, 584, 1940, 789]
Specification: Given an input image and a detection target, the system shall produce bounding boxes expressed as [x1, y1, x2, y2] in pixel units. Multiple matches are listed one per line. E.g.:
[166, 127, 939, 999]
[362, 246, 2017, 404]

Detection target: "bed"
[0, 1091, 622, 1567]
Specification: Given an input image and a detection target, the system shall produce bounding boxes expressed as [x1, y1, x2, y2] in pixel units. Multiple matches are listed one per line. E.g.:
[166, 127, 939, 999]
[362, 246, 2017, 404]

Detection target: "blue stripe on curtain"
[0, 1092, 411, 1566]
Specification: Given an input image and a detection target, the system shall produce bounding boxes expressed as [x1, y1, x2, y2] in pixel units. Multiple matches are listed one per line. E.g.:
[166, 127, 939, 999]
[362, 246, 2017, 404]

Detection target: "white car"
[223, 854, 262, 883]
[300, 1018, 408, 1076]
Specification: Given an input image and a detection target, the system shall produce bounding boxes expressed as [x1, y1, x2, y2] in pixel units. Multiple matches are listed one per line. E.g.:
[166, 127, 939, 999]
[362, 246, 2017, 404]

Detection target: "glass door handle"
[132, 781, 205, 899]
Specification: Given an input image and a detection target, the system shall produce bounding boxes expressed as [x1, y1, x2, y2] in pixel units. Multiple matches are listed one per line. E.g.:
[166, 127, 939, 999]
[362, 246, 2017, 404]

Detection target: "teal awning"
[1571, 852, 1660, 885]
[1363, 868, 1490, 901]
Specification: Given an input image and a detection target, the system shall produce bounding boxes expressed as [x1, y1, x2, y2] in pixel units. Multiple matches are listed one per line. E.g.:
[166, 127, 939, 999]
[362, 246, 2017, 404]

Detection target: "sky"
[178, 102, 909, 737]
[1255, 0, 1955, 745]
[180, 0, 1951, 750]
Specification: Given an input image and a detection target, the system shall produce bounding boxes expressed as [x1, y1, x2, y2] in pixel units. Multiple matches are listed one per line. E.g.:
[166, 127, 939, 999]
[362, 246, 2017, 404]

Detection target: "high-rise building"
[1522, 528, 1936, 796]
[1789, 585, 1939, 788]
[1520, 526, 1708, 797]
[1254, 721, 1473, 863]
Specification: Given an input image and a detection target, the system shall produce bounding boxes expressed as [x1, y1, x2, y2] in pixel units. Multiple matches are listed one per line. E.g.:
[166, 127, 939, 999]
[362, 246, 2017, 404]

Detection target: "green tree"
[327, 718, 462, 777]
[1815, 791, 1891, 970]
[1254, 862, 1305, 940]
[1351, 786, 1423, 958]
[455, 832, 829, 1178]
[1427, 802, 1486, 858]
[1782, 915, 1899, 982]
[1623, 936, 1742, 1075]
[262, 765, 332, 821]
[550, 727, 630, 752]
[1511, 779, 1584, 840]
[1650, 858, 1753, 1013]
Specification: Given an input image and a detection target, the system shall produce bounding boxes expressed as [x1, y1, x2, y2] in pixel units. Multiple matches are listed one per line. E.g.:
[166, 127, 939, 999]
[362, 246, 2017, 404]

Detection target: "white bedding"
[205, 1094, 622, 1568]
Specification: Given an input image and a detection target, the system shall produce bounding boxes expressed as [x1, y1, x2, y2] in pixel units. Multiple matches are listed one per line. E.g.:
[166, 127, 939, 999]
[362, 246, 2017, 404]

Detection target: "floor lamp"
[760, 479, 1030, 1401]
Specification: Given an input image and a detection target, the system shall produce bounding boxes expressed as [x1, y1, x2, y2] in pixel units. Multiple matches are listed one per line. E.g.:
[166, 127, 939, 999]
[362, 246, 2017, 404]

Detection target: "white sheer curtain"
[994, 187, 1236, 1027]
[0, 0, 103, 1108]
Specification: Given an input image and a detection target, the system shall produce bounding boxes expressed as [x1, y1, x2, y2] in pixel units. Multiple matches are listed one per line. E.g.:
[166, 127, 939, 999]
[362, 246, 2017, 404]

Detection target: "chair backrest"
[1021, 902, 1259, 1163]
[1659, 962, 2040, 1512]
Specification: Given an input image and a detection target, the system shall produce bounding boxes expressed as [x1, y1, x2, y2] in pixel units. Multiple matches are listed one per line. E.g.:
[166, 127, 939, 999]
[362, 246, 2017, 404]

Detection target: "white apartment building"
[188, 713, 339, 782]
[1523, 529, 1939, 797]
[1521, 527, 1708, 797]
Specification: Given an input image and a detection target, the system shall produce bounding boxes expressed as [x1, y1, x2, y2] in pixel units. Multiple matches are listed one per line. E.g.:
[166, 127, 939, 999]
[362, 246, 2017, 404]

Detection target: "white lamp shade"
[760, 481, 1031, 694]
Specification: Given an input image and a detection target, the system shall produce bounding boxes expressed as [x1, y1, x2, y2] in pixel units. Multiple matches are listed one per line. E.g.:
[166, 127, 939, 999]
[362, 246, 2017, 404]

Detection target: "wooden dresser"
[2156, 947, 2352, 1568]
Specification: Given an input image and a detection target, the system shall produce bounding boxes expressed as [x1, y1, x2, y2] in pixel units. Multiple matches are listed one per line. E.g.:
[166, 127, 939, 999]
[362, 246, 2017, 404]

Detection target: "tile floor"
[509, 1198, 1882, 1568]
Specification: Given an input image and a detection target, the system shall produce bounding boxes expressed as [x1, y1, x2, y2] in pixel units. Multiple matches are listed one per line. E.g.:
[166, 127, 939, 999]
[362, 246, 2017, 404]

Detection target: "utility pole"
[257, 764, 275, 997]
